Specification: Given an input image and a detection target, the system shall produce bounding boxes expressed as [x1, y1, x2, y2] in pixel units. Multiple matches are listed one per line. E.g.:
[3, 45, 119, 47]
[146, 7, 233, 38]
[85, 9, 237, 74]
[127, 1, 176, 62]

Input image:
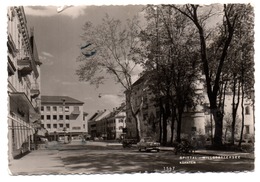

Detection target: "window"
[83, 124, 85, 129]
[119, 126, 123, 130]
[245, 106, 250, 115]
[41, 115, 44, 120]
[119, 119, 124, 123]
[65, 106, 69, 112]
[47, 124, 51, 129]
[59, 124, 63, 128]
[59, 106, 63, 112]
[66, 115, 69, 120]
[59, 115, 63, 120]
[245, 125, 250, 134]
[72, 126, 81, 130]
[41, 124, 45, 128]
[66, 124, 70, 128]
[53, 124, 57, 128]
[53, 115, 57, 120]
[47, 115, 51, 120]
[46, 106, 51, 112]
[41, 106, 44, 111]
[74, 106, 79, 111]
[53, 106, 57, 112]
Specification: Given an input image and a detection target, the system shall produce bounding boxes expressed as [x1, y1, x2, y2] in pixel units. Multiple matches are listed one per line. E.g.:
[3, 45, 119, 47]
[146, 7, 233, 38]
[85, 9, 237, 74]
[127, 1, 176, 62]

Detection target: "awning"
[9, 92, 40, 122]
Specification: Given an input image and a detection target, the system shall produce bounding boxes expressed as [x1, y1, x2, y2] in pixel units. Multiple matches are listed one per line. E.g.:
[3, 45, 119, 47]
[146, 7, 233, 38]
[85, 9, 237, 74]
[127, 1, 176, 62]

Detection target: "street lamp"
[62, 98, 66, 144]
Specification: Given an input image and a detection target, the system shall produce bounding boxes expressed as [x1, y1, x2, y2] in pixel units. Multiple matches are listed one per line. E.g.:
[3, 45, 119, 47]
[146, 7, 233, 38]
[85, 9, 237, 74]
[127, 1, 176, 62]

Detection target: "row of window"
[42, 123, 69, 129]
[41, 115, 70, 120]
[41, 106, 80, 112]
[41, 124, 84, 130]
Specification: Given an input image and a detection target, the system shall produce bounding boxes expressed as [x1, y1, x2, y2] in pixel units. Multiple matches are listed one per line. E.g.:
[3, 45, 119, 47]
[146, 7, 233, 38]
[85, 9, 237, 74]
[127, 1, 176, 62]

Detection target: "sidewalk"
[9, 149, 65, 175]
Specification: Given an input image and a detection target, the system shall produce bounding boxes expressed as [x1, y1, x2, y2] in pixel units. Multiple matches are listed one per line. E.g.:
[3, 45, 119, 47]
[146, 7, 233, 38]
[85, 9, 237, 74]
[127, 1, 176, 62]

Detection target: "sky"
[23, 5, 144, 117]
[21, 2, 255, 119]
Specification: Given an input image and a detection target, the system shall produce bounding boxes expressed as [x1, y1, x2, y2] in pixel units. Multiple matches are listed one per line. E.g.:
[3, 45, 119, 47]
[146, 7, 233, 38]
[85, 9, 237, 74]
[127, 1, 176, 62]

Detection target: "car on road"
[137, 137, 160, 152]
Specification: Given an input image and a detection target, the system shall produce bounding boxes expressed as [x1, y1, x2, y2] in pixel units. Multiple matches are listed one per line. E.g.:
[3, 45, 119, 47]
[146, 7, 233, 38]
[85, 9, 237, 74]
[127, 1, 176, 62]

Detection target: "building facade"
[125, 74, 255, 143]
[88, 104, 126, 140]
[41, 96, 86, 141]
[7, 6, 42, 160]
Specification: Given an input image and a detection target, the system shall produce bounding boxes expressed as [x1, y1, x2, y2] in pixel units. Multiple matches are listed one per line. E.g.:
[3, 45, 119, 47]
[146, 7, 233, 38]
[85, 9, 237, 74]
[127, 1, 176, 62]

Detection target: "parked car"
[137, 137, 160, 152]
[122, 139, 138, 148]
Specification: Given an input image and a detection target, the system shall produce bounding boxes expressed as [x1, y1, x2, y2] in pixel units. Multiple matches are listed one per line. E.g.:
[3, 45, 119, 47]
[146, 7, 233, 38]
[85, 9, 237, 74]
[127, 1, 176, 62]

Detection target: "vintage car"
[137, 137, 160, 152]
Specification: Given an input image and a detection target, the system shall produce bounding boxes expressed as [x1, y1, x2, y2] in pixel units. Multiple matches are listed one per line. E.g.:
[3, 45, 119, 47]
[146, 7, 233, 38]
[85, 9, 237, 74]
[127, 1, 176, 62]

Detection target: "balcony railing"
[31, 83, 40, 99]
[17, 56, 32, 77]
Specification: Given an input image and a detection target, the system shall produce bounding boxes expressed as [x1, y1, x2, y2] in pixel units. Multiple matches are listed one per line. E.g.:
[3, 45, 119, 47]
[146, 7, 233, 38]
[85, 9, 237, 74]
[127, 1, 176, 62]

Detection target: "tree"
[136, 5, 200, 144]
[76, 15, 143, 141]
[172, 4, 251, 146]
[220, 4, 254, 145]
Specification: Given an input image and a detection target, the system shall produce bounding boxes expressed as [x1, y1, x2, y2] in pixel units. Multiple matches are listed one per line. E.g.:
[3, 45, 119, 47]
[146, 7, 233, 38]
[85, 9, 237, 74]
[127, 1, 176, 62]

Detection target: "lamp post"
[62, 98, 66, 144]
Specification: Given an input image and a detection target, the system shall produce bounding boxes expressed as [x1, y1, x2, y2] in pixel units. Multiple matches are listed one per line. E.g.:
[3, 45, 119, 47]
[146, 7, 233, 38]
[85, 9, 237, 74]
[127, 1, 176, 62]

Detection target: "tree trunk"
[239, 78, 245, 148]
[170, 106, 176, 143]
[231, 79, 241, 145]
[158, 99, 163, 143]
[159, 112, 162, 143]
[162, 113, 167, 145]
[176, 110, 183, 143]
[212, 108, 224, 146]
[127, 92, 141, 141]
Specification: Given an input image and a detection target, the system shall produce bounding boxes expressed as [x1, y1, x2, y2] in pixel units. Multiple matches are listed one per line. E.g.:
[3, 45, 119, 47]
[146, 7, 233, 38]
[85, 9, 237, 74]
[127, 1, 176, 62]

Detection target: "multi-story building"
[88, 104, 126, 140]
[101, 104, 126, 140]
[125, 74, 255, 143]
[40, 96, 86, 141]
[88, 110, 110, 139]
[7, 6, 42, 160]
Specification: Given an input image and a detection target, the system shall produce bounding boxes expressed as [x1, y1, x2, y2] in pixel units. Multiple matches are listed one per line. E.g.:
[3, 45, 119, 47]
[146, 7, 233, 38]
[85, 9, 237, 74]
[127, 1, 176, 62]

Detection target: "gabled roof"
[131, 71, 151, 87]
[104, 103, 126, 119]
[41, 95, 84, 105]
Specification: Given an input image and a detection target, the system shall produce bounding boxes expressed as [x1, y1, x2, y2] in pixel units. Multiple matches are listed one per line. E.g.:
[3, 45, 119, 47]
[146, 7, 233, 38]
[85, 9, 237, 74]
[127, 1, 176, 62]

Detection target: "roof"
[41, 95, 84, 105]
[131, 71, 151, 87]
[104, 103, 126, 119]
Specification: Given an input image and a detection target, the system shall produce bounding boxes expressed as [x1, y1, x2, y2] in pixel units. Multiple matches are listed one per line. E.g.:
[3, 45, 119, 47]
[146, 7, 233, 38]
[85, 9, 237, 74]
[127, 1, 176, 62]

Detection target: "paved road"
[9, 141, 254, 175]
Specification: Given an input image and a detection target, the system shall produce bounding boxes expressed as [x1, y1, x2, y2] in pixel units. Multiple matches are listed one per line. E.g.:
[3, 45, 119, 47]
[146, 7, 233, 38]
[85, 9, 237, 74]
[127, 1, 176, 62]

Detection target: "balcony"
[7, 34, 18, 57]
[8, 56, 16, 76]
[31, 83, 40, 99]
[17, 56, 32, 77]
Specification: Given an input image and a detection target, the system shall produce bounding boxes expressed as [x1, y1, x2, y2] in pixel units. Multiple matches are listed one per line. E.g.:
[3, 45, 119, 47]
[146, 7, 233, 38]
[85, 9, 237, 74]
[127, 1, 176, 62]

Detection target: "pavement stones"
[9, 149, 66, 175]
[8, 141, 254, 175]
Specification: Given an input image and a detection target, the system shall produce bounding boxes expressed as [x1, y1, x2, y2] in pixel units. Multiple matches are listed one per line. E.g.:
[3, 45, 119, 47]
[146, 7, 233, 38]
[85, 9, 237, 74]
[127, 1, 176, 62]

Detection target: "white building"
[40, 96, 86, 141]
[7, 6, 42, 160]
[88, 104, 126, 140]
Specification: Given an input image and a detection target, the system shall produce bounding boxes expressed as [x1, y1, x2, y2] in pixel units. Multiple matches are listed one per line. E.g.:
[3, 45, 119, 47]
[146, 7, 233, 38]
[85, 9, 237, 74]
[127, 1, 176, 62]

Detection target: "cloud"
[39, 51, 54, 65]
[24, 6, 86, 19]
[39, 56, 53, 65]
[42, 51, 54, 57]
[84, 97, 94, 101]
[100, 94, 123, 106]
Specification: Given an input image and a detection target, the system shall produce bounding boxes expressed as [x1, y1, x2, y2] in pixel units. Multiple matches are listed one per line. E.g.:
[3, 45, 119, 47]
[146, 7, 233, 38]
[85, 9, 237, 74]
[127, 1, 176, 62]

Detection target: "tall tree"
[135, 5, 200, 144]
[221, 4, 254, 145]
[76, 15, 143, 141]
[172, 4, 251, 146]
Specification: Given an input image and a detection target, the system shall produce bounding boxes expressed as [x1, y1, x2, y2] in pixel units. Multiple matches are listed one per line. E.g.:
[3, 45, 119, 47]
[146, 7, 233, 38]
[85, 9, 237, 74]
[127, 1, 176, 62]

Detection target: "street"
[9, 140, 254, 175]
